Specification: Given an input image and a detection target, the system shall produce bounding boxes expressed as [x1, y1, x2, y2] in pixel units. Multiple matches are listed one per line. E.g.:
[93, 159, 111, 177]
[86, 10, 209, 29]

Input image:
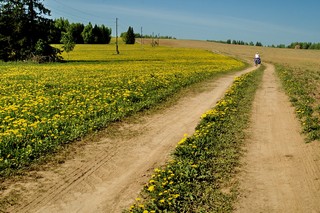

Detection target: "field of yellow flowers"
[0, 44, 245, 174]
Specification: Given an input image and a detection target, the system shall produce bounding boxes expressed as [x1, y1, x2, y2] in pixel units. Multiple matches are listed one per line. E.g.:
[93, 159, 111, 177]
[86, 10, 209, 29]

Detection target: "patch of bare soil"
[235, 64, 320, 212]
[0, 66, 256, 213]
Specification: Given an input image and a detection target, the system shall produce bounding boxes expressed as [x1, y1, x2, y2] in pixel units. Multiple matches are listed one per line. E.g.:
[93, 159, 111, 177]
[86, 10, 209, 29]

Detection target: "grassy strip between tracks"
[275, 64, 320, 142]
[126, 65, 264, 213]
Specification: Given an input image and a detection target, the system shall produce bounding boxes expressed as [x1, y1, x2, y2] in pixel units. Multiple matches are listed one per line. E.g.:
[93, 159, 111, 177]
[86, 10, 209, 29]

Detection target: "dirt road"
[2, 66, 256, 213]
[159, 40, 320, 212]
[235, 64, 320, 212]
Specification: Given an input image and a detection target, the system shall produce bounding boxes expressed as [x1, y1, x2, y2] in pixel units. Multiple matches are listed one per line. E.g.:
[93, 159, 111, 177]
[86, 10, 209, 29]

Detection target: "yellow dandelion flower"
[154, 168, 161, 173]
[148, 185, 155, 192]
[138, 204, 144, 208]
[173, 194, 180, 198]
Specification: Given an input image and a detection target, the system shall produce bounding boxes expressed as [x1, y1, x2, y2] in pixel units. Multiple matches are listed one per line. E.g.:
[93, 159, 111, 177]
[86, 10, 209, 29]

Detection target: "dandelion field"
[0, 44, 245, 174]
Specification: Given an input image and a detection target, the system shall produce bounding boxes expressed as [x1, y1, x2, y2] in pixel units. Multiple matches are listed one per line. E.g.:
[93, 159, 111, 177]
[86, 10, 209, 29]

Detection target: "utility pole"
[115, 18, 119, 54]
[152, 32, 154, 47]
[141, 27, 143, 46]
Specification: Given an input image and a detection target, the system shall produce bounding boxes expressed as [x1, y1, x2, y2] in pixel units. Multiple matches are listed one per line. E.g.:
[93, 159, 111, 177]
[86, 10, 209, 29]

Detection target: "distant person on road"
[254, 52, 261, 66]
[255, 52, 260, 59]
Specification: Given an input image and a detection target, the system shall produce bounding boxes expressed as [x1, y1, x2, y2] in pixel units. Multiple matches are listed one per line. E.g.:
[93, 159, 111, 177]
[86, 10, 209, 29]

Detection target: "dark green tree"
[49, 17, 70, 44]
[100, 24, 112, 44]
[255, 41, 263, 46]
[309, 43, 320, 50]
[0, 0, 26, 61]
[50, 19, 111, 44]
[123, 26, 135, 44]
[92, 24, 102, 43]
[33, 38, 62, 62]
[60, 30, 75, 60]
[0, 0, 59, 61]
[69, 22, 84, 44]
[277, 44, 286, 48]
[82, 22, 94, 44]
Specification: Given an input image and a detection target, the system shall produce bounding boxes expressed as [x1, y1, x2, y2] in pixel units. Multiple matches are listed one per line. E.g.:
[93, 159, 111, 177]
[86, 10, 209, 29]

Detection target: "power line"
[50, 0, 114, 25]
[49, 7, 89, 23]
[52, 0, 106, 20]
[47, 1, 142, 38]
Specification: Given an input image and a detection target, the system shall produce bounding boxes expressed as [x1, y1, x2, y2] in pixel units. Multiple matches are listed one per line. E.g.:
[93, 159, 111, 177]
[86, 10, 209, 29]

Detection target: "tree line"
[0, 0, 114, 62]
[209, 39, 320, 50]
[51, 18, 112, 45]
[135, 34, 176, 39]
[227, 39, 263, 46]
[285, 42, 320, 50]
[208, 39, 263, 47]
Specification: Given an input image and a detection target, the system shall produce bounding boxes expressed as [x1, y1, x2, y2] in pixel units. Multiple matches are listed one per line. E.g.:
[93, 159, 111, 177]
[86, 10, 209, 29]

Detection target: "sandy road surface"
[2, 66, 256, 213]
[235, 64, 320, 213]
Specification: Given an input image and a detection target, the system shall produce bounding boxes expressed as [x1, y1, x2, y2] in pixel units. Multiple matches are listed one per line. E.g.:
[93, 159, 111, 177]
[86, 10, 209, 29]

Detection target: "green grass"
[275, 64, 320, 141]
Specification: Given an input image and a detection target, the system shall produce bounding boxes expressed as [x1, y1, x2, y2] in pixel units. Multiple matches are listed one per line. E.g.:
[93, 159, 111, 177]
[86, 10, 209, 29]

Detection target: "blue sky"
[45, 0, 320, 45]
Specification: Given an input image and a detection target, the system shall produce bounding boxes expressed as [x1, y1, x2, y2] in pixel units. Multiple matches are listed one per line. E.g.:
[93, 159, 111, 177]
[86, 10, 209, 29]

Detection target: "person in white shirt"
[254, 52, 261, 65]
